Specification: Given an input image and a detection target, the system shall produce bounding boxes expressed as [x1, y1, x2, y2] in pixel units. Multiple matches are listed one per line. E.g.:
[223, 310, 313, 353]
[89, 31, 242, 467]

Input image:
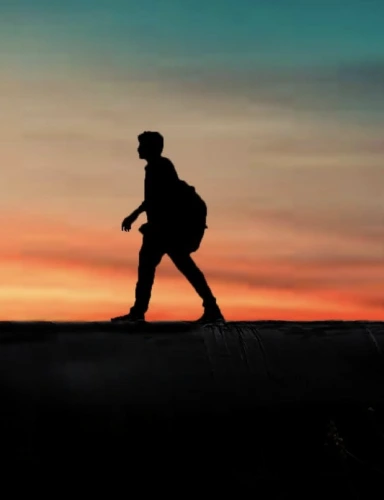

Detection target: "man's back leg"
[167, 250, 225, 323]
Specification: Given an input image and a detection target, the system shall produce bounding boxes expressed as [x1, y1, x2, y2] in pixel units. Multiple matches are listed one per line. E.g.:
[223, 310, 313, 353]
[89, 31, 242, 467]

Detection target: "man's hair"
[138, 131, 164, 155]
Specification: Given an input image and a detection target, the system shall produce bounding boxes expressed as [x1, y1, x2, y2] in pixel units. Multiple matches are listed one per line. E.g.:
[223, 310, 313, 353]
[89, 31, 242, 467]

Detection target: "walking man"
[111, 131, 225, 323]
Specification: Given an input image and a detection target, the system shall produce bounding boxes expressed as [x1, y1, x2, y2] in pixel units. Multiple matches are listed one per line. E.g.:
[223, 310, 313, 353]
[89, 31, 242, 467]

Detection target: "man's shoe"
[111, 311, 145, 323]
[195, 304, 225, 324]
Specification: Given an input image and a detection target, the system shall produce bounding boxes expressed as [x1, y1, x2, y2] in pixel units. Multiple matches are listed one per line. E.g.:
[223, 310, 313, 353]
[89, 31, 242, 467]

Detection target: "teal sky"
[2, 0, 384, 120]
[3, 0, 384, 68]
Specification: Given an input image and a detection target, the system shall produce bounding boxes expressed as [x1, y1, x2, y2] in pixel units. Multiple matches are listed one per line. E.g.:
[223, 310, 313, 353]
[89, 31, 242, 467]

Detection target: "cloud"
[150, 61, 384, 121]
[245, 203, 384, 246]
[362, 298, 384, 310]
[3, 235, 382, 293]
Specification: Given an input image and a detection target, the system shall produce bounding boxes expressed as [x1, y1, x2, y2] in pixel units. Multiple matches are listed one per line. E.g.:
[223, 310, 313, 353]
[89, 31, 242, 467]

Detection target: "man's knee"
[139, 252, 163, 269]
[139, 244, 164, 269]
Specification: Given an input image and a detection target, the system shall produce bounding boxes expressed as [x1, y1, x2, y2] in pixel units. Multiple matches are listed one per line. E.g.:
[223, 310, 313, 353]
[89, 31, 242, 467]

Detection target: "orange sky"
[1, 58, 383, 320]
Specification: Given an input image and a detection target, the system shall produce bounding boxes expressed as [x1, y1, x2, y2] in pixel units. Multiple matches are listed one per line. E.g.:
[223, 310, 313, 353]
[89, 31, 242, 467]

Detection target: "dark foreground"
[1, 320, 383, 497]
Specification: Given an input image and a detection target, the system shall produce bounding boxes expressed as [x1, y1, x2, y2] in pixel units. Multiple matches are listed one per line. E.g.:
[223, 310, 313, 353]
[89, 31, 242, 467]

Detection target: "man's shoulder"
[146, 156, 175, 169]
[157, 157, 178, 178]
[159, 156, 175, 168]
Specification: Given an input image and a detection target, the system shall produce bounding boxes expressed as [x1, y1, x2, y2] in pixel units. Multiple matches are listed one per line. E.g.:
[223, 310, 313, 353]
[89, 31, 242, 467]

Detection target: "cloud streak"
[1, 207, 383, 321]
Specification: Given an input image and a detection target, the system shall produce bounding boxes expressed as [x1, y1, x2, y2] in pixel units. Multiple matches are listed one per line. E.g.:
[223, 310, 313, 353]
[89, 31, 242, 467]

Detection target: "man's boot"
[195, 299, 225, 324]
[111, 308, 145, 323]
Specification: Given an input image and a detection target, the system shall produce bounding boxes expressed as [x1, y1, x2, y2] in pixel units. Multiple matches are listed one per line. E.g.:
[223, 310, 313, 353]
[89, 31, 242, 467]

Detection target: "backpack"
[173, 180, 208, 252]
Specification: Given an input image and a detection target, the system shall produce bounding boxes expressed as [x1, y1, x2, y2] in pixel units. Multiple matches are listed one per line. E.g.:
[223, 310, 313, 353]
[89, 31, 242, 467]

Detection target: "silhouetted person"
[111, 131, 225, 323]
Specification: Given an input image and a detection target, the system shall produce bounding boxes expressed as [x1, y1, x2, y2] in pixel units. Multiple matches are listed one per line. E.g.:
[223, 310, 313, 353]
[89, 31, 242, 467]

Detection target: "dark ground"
[0, 320, 383, 497]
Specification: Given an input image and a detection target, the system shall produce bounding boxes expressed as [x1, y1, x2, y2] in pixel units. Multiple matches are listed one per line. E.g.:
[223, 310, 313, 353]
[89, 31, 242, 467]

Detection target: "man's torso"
[144, 156, 179, 226]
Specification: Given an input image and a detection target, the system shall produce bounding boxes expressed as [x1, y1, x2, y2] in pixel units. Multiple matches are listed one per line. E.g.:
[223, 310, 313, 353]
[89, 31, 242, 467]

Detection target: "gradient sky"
[1, 0, 383, 321]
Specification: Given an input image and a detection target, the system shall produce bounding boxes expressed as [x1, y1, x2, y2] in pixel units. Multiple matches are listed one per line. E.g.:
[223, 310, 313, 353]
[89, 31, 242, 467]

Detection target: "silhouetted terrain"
[1, 320, 383, 497]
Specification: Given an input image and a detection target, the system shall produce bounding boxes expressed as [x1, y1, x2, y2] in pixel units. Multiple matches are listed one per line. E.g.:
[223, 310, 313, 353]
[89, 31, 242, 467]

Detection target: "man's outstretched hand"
[122, 214, 137, 232]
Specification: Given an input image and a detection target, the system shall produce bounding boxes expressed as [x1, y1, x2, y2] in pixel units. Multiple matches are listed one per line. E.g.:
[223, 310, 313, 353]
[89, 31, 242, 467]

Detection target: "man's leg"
[167, 250, 224, 321]
[130, 234, 165, 316]
[111, 233, 164, 321]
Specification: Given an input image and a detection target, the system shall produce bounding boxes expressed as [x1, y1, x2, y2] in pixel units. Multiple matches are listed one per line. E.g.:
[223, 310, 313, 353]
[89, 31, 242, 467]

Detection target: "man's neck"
[146, 155, 162, 165]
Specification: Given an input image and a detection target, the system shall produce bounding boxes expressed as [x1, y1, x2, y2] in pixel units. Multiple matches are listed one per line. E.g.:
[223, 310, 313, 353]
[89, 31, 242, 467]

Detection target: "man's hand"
[121, 202, 146, 232]
[122, 214, 137, 232]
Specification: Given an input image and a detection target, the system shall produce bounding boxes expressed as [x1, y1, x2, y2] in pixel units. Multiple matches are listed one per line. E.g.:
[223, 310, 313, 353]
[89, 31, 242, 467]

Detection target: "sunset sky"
[1, 0, 383, 321]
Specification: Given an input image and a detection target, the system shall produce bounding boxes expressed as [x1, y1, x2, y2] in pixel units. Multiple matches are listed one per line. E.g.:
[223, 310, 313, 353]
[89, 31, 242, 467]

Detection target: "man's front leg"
[131, 236, 165, 316]
[111, 235, 164, 322]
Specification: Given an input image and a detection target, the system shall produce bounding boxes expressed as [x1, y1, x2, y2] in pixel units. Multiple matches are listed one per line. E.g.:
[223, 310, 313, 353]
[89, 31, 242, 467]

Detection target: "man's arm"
[131, 201, 146, 218]
[122, 201, 146, 232]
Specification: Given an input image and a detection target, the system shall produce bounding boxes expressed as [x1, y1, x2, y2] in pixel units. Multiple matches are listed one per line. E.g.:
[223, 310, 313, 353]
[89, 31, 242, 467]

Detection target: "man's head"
[137, 131, 164, 160]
